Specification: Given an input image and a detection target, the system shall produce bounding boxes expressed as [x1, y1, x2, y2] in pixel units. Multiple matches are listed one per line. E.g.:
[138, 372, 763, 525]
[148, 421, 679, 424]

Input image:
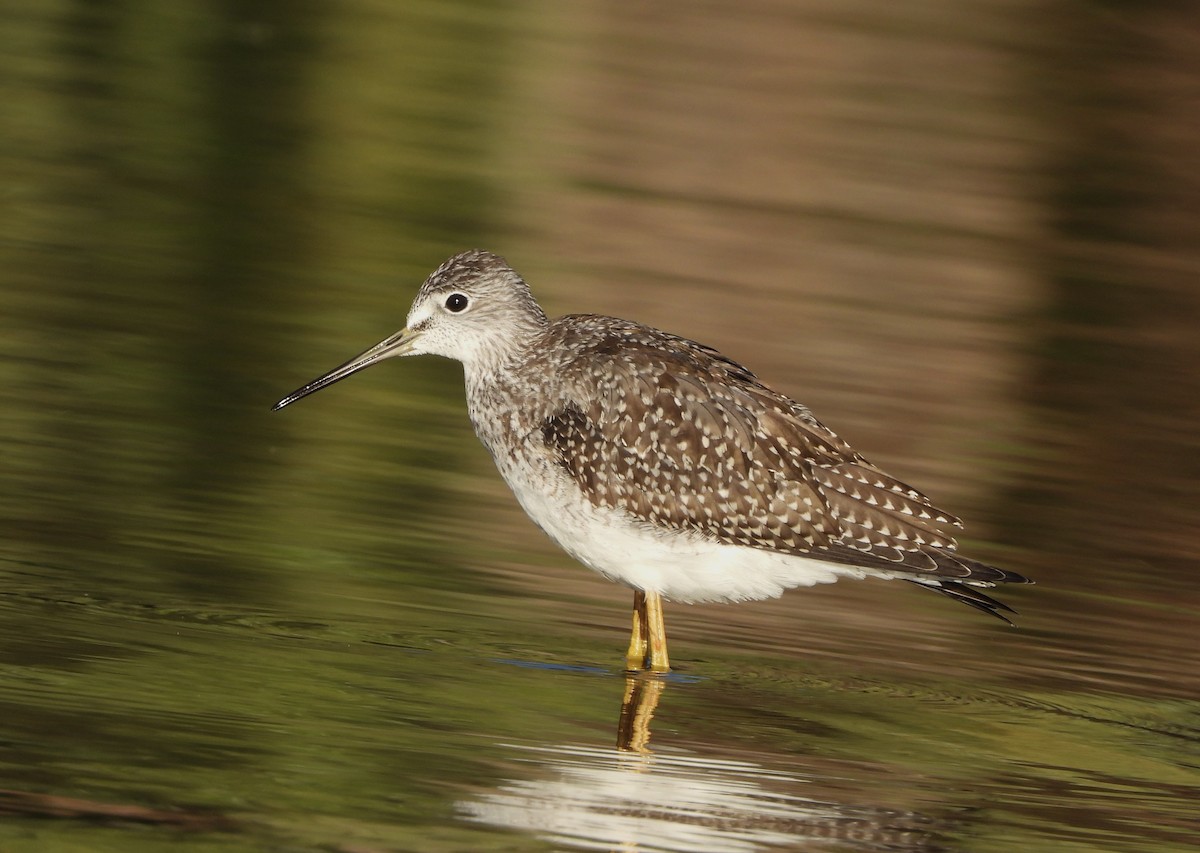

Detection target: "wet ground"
[2, 2, 1198, 851]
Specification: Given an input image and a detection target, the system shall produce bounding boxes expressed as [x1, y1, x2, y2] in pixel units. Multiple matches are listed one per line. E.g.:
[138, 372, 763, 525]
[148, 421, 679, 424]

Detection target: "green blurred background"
[1, 2, 1197, 851]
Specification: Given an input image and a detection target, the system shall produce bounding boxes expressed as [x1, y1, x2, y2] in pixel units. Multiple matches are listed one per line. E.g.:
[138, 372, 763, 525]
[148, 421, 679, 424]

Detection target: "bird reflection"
[458, 676, 944, 851]
[616, 673, 666, 753]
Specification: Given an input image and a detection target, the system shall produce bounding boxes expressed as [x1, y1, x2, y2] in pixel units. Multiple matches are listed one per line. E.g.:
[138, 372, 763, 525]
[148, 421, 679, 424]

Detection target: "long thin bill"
[272, 327, 420, 411]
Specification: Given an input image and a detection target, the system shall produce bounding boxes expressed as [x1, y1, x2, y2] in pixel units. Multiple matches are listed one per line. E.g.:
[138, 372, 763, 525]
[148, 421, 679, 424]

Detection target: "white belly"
[495, 450, 888, 605]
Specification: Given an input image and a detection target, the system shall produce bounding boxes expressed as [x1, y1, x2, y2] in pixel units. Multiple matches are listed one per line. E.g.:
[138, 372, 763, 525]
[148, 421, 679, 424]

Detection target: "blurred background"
[2, 2, 1198, 851]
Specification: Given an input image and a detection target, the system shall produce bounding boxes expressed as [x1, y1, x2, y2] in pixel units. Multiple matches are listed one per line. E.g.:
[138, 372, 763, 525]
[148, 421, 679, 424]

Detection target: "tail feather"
[909, 579, 1020, 625]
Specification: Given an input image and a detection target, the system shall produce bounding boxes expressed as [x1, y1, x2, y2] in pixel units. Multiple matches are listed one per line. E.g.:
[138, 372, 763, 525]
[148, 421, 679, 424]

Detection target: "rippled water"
[2, 2, 1198, 851]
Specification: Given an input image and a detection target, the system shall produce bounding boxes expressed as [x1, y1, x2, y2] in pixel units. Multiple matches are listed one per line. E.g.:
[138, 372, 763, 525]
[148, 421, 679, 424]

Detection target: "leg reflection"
[616, 673, 667, 753]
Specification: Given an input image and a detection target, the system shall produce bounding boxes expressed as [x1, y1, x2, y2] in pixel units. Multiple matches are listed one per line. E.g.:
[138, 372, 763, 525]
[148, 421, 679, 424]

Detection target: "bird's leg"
[643, 591, 670, 673]
[625, 590, 649, 671]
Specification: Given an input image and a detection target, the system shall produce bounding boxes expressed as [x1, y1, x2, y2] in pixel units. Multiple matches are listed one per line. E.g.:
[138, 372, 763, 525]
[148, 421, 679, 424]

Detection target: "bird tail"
[907, 579, 1021, 625]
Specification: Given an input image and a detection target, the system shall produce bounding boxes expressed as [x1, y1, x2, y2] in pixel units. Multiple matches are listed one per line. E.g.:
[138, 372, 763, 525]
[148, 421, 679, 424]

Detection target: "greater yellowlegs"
[274, 250, 1031, 672]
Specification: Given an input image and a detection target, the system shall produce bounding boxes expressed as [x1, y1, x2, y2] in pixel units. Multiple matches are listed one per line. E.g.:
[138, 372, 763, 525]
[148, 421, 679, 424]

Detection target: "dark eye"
[445, 293, 469, 313]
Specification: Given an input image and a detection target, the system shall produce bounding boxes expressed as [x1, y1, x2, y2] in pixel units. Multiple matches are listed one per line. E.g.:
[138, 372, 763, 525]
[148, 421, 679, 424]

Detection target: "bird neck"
[461, 319, 558, 451]
[461, 308, 547, 374]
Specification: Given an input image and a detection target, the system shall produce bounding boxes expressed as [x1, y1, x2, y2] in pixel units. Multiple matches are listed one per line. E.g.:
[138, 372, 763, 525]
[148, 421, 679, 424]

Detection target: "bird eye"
[445, 293, 469, 313]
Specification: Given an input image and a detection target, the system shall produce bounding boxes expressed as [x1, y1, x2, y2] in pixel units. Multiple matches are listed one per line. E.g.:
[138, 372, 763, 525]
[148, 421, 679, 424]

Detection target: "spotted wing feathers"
[539, 318, 1030, 612]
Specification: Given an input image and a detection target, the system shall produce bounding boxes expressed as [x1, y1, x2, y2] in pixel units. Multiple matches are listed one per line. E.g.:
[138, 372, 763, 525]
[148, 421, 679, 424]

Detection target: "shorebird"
[274, 250, 1031, 672]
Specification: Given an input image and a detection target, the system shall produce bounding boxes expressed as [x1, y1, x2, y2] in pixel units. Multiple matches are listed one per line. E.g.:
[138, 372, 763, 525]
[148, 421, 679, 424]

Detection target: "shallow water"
[2, 2, 1199, 851]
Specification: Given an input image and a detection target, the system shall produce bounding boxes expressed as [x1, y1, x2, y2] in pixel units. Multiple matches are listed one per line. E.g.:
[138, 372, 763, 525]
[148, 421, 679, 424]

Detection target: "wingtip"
[908, 579, 1021, 625]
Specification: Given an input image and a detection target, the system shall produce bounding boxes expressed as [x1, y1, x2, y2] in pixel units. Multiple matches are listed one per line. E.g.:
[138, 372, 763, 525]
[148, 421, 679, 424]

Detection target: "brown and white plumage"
[535, 318, 1025, 613]
[275, 249, 1032, 670]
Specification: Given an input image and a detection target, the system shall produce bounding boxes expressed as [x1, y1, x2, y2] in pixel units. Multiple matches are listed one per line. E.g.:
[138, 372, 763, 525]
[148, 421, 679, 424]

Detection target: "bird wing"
[540, 325, 1022, 588]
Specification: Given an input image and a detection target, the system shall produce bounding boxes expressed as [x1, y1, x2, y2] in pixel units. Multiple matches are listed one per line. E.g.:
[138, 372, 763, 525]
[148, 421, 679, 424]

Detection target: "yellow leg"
[625, 590, 648, 671]
[625, 589, 671, 672]
[643, 590, 670, 673]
